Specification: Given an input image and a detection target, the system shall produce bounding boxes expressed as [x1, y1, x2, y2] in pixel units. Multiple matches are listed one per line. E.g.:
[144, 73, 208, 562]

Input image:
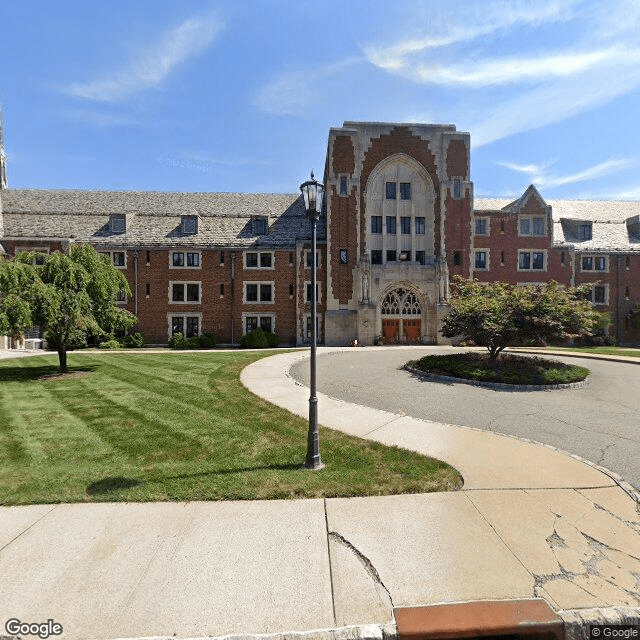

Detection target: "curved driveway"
[290, 347, 640, 490]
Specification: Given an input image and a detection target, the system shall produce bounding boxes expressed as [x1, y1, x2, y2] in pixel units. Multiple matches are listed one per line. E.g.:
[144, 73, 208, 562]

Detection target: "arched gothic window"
[381, 289, 421, 315]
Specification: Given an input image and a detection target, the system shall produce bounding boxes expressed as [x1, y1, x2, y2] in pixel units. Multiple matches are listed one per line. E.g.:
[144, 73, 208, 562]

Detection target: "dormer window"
[253, 218, 268, 235]
[181, 215, 198, 235]
[111, 215, 126, 234]
[578, 223, 592, 241]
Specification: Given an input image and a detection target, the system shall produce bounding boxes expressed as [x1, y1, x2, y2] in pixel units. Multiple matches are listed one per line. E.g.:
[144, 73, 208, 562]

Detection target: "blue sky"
[1, 0, 640, 200]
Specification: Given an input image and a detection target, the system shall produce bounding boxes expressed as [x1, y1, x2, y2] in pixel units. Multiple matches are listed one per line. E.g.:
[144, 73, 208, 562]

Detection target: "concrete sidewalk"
[0, 348, 639, 640]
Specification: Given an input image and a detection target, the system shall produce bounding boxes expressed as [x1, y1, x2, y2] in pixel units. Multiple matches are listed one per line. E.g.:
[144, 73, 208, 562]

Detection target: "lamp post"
[300, 171, 325, 470]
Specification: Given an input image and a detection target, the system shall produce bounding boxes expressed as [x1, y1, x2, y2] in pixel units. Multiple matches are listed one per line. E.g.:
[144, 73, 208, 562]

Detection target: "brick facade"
[1, 121, 639, 346]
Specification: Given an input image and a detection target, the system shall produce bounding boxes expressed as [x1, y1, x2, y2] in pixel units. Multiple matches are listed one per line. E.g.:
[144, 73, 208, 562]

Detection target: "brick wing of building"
[1, 121, 639, 346]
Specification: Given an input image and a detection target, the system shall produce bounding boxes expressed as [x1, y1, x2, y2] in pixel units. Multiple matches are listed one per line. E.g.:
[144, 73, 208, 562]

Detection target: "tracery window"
[381, 289, 421, 315]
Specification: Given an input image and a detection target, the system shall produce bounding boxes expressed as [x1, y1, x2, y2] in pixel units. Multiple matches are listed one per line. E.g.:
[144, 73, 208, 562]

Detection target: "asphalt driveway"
[290, 347, 640, 491]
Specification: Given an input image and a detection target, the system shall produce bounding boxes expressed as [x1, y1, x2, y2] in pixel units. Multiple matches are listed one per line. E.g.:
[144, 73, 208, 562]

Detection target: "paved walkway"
[0, 347, 639, 639]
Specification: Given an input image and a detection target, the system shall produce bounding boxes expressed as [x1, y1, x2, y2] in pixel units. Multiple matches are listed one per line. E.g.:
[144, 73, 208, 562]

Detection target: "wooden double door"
[382, 318, 421, 344]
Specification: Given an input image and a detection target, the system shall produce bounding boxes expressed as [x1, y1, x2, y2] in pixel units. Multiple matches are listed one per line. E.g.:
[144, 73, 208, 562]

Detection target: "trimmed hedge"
[240, 328, 280, 349]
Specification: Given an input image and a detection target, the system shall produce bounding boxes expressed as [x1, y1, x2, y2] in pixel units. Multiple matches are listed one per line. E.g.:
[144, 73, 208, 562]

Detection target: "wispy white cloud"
[498, 157, 637, 188]
[64, 13, 224, 103]
[363, 0, 580, 73]
[157, 151, 273, 174]
[253, 57, 360, 116]
[406, 47, 639, 87]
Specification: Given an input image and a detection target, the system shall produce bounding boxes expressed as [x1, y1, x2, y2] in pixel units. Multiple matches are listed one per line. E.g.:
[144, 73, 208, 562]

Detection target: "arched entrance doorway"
[380, 287, 422, 344]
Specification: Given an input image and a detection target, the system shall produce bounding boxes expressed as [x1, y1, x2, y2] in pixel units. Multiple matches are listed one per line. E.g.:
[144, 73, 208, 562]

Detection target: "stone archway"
[380, 286, 423, 344]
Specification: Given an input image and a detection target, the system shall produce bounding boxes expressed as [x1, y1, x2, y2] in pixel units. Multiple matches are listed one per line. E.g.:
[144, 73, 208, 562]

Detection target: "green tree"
[441, 278, 601, 360]
[1, 245, 137, 371]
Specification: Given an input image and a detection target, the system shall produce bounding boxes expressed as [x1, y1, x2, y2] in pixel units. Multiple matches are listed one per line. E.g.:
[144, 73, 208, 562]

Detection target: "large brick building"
[1, 121, 639, 346]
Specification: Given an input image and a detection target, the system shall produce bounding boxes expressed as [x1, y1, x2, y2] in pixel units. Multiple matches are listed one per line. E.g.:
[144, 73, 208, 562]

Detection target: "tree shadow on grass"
[0, 365, 96, 383]
[86, 463, 304, 496]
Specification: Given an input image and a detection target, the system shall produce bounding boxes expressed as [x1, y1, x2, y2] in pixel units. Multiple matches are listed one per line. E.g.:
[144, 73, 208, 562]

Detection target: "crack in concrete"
[328, 531, 394, 610]
[597, 443, 616, 465]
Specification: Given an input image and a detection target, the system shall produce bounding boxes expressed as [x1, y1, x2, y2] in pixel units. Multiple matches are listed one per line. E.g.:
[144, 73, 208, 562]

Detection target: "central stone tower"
[323, 122, 472, 346]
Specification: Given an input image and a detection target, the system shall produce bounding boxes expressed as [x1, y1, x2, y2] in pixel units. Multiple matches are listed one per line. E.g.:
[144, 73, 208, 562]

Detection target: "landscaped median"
[0, 350, 462, 505]
[407, 352, 590, 389]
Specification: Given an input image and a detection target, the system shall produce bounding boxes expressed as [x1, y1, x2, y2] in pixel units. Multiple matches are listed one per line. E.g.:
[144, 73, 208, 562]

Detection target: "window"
[371, 216, 382, 234]
[578, 223, 592, 240]
[181, 215, 198, 235]
[146, 251, 151, 265]
[116, 288, 127, 303]
[415, 217, 425, 235]
[170, 315, 200, 338]
[399, 251, 411, 262]
[386, 250, 397, 262]
[590, 284, 608, 305]
[339, 249, 348, 264]
[415, 251, 425, 265]
[518, 251, 546, 271]
[305, 250, 320, 268]
[581, 255, 607, 271]
[474, 251, 488, 270]
[386, 216, 396, 234]
[385, 182, 397, 199]
[306, 314, 319, 339]
[519, 216, 545, 236]
[244, 282, 273, 303]
[171, 251, 201, 268]
[400, 182, 411, 200]
[340, 177, 348, 196]
[371, 250, 382, 264]
[220, 283, 224, 297]
[305, 282, 321, 303]
[220, 251, 225, 265]
[400, 217, 411, 234]
[110, 251, 126, 268]
[289, 284, 294, 297]
[245, 252, 273, 269]
[453, 251, 462, 266]
[146, 283, 150, 297]
[253, 218, 268, 235]
[244, 315, 274, 335]
[474, 218, 488, 236]
[111, 215, 126, 234]
[170, 282, 201, 303]
[453, 179, 462, 199]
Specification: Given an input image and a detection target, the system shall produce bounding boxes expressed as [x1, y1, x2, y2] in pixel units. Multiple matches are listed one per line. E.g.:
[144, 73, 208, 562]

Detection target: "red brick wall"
[445, 190, 472, 278]
[446, 139, 468, 179]
[332, 135, 355, 177]
[329, 185, 358, 304]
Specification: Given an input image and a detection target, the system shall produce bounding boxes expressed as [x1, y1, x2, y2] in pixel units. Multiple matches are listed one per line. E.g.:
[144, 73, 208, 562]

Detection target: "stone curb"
[559, 607, 640, 640]
[506, 348, 640, 366]
[403, 364, 589, 392]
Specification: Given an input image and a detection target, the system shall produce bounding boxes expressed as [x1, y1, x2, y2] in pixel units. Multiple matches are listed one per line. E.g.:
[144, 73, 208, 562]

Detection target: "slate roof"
[0, 189, 325, 248]
[475, 197, 640, 252]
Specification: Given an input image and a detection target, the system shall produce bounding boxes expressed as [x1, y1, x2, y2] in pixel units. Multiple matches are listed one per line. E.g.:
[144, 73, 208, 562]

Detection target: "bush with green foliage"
[168, 332, 188, 349]
[169, 331, 217, 349]
[441, 278, 601, 360]
[121, 332, 145, 348]
[99, 338, 122, 350]
[240, 327, 280, 348]
[198, 332, 217, 348]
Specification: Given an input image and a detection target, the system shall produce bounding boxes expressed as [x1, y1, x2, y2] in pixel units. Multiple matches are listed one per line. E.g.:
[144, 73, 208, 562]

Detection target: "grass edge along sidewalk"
[0, 350, 462, 505]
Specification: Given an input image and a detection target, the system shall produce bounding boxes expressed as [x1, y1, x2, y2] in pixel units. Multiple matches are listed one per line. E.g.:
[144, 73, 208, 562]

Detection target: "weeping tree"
[441, 277, 601, 360]
[1, 244, 137, 372]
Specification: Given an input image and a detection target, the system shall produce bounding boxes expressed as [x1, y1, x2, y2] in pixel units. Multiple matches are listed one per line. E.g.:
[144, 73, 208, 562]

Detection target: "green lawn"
[543, 346, 640, 358]
[0, 351, 461, 505]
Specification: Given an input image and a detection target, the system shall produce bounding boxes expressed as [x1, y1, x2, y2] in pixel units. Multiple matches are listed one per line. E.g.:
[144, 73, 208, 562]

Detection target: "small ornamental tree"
[1, 245, 137, 372]
[441, 278, 601, 360]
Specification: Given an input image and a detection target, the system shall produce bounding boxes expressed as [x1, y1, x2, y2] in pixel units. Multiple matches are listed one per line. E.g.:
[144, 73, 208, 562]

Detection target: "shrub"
[240, 328, 279, 349]
[99, 338, 122, 350]
[198, 332, 217, 348]
[168, 332, 188, 349]
[122, 332, 145, 348]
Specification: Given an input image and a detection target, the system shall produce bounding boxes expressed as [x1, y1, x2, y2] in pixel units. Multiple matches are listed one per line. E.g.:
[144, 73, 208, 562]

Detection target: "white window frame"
[304, 249, 321, 269]
[110, 215, 126, 234]
[244, 251, 274, 270]
[167, 313, 202, 339]
[242, 313, 276, 335]
[517, 250, 547, 272]
[474, 218, 489, 236]
[100, 250, 127, 269]
[518, 216, 546, 237]
[474, 249, 489, 271]
[169, 250, 202, 269]
[243, 281, 274, 304]
[116, 288, 127, 304]
[305, 314, 320, 339]
[580, 254, 608, 272]
[304, 281, 322, 304]
[588, 284, 609, 306]
[169, 281, 201, 304]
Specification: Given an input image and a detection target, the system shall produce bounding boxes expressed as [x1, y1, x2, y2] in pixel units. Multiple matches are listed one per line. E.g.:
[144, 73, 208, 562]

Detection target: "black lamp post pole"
[300, 172, 324, 471]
